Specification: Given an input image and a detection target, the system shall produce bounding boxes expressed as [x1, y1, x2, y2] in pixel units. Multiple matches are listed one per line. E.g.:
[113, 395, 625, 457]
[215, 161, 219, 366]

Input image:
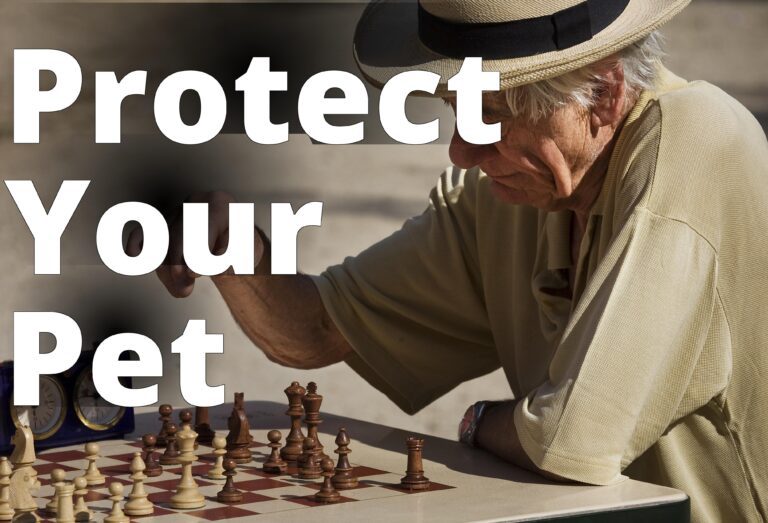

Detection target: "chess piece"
[46, 469, 66, 515]
[216, 459, 242, 504]
[169, 425, 205, 509]
[332, 428, 358, 489]
[298, 438, 321, 479]
[156, 404, 173, 447]
[10, 425, 39, 490]
[83, 442, 105, 487]
[315, 458, 341, 503]
[159, 423, 181, 466]
[125, 452, 153, 516]
[55, 482, 75, 523]
[263, 430, 287, 474]
[104, 482, 128, 523]
[179, 409, 198, 449]
[0, 458, 14, 521]
[400, 437, 430, 490]
[302, 382, 328, 460]
[206, 435, 227, 481]
[281, 382, 306, 463]
[142, 434, 162, 477]
[225, 393, 252, 464]
[194, 407, 215, 446]
[9, 470, 39, 522]
[72, 477, 91, 523]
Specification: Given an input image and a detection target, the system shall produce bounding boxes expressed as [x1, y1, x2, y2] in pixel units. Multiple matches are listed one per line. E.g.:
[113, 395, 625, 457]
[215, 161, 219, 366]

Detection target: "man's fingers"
[157, 265, 195, 298]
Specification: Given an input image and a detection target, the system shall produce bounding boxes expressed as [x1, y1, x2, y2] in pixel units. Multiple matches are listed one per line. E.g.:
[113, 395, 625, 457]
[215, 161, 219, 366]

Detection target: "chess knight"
[144, 0, 768, 521]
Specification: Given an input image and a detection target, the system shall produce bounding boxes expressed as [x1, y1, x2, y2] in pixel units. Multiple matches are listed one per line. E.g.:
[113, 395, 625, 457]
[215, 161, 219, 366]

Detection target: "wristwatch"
[458, 400, 501, 447]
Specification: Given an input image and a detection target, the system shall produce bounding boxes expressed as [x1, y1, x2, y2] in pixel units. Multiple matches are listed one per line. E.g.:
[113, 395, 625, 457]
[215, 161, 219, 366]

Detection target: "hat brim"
[354, 0, 690, 96]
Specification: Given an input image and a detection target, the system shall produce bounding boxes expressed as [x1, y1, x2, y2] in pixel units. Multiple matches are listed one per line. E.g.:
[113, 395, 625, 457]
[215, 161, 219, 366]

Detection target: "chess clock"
[0, 350, 135, 454]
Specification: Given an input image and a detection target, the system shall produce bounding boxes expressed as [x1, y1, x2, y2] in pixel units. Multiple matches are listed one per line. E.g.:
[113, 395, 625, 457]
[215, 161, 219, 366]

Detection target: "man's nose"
[448, 127, 497, 169]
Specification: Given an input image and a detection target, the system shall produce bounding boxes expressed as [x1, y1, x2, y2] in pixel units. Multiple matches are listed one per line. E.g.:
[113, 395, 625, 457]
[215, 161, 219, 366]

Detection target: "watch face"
[73, 368, 125, 431]
[10, 375, 67, 440]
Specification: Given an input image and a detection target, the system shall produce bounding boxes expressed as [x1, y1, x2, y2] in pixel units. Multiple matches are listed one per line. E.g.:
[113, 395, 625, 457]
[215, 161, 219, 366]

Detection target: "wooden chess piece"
[72, 477, 91, 523]
[159, 423, 181, 466]
[206, 435, 227, 481]
[142, 434, 162, 477]
[156, 404, 173, 448]
[104, 482, 129, 523]
[8, 470, 39, 522]
[280, 382, 306, 463]
[298, 438, 321, 479]
[302, 382, 328, 460]
[332, 428, 358, 489]
[263, 430, 287, 474]
[216, 459, 243, 504]
[169, 425, 205, 510]
[125, 452, 154, 516]
[194, 407, 215, 446]
[225, 392, 252, 464]
[0, 458, 14, 521]
[55, 482, 75, 523]
[315, 458, 341, 504]
[84, 442, 105, 486]
[10, 425, 39, 490]
[45, 468, 66, 515]
[179, 409, 198, 449]
[400, 437, 430, 491]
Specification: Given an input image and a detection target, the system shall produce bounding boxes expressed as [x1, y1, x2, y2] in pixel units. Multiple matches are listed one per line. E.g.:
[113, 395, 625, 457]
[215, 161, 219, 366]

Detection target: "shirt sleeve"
[312, 167, 499, 414]
[515, 206, 726, 485]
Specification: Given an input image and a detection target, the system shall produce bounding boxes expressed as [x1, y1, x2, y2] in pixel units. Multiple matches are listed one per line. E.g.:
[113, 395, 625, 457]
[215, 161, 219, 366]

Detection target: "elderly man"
[145, 0, 768, 520]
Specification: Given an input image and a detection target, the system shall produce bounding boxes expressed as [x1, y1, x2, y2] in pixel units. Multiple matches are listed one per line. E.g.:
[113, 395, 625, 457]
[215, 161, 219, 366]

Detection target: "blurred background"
[0, 0, 766, 439]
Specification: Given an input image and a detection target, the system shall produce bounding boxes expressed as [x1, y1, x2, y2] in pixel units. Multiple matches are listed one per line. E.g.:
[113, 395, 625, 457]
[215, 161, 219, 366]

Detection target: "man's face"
[445, 92, 602, 213]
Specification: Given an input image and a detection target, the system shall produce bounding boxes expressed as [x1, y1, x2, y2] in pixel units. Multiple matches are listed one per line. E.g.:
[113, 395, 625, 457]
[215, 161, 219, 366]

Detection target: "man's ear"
[590, 62, 627, 130]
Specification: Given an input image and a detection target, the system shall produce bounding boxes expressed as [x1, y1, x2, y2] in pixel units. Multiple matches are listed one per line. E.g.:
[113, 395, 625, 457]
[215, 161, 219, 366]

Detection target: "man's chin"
[489, 180, 558, 211]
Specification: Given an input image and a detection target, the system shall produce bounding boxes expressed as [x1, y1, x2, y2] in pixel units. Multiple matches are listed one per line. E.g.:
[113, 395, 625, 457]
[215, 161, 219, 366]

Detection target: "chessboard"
[29, 434, 453, 522]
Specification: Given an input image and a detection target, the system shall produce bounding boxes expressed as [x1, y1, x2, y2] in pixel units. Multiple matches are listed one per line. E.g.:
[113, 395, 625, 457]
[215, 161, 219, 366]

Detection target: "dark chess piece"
[216, 459, 243, 504]
[298, 437, 321, 479]
[263, 430, 288, 474]
[225, 392, 252, 464]
[194, 407, 215, 446]
[302, 382, 328, 461]
[400, 437, 430, 491]
[179, 409, 198, 449]
[315, 458, 341, 503]
[280, 382, 306, 463]
[156, 404, 173, 448]
[142, 434, 163, 477]
[332, 428, 358, 489]
[159, 423, 181, 466]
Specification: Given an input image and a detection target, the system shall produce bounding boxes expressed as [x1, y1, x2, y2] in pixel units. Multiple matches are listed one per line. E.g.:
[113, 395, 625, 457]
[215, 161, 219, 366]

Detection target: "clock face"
[73, 368, 125, 431]
[10, 375, 67, 440]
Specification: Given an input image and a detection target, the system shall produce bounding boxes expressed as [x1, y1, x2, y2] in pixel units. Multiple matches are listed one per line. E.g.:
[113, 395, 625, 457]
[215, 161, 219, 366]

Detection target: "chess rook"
[280, 382, 306, 463]
[225, 392, 252, 464]
[400, 437, 430, 491]
[263, 430, 287, 474]
[156, 404, 173, 448]
[55, 482, 75, 523]
[332, 428, 358, 490]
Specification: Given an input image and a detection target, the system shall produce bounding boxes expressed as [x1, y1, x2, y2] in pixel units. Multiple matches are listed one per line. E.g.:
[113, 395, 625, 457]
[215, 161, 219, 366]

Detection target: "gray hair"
[505, 30, 666, 122]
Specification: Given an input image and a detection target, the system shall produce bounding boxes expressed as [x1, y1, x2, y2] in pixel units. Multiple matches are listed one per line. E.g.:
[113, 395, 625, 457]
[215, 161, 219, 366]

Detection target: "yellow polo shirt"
[312, 66, 768, 522]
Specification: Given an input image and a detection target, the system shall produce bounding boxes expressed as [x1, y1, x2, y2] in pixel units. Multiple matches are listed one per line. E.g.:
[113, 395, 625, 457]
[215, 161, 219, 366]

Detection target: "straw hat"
[354, 0, 690, 95]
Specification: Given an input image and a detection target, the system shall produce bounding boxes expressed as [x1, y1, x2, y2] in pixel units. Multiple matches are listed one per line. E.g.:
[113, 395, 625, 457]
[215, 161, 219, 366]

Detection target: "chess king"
[137, 0, 768, 520]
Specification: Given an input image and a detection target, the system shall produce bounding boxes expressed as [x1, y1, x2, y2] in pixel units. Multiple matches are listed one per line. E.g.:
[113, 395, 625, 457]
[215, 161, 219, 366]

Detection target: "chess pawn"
[83, 442, 105, 486]
[156, 404, 173, 447]
[262, 430, 287, 474]
[142, 434, 162, 477]
[159, 423, 181, 466]
[72, 476, 92, 523]
[179, 410, 198, 449]
[125, 452, 154, 516]
[45, 468, 67, 515]
[315, 458, 341, 504]
[104, 482, 129, 523]
[332, 428, 358, 489]
[55, 482, 75, 523]
[206, 436, 227, 481]
[216, 459, 243, 504]
[0, 458, 13, 521]
[400, 437, 430, 491]
[169, 426, 205, 510]
[281, 381, 306, 463]
[298, 438, 321, 479]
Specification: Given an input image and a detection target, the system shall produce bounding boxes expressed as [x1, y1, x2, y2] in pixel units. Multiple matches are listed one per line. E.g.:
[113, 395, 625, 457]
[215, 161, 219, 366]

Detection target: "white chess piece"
[55, 482, 75, 523]
[0, 458, 14, 521]
[124, 452, 153, 516]
[104, 482, 128, 523]
[46, 469, 66, 515]
[10, 425, 39, 490]
[83, 443, 105, 486]
[206, 435, 226, 481]
[72, 477, 91, 523]
[169, 426, 205, 509]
